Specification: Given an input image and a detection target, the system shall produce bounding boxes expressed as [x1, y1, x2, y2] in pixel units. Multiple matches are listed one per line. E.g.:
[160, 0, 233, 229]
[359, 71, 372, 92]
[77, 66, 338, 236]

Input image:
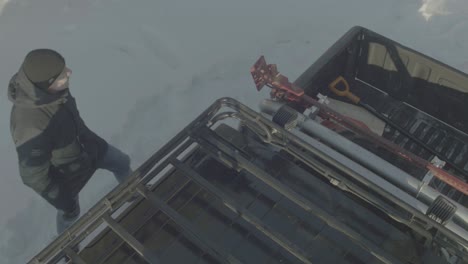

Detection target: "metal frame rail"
[28, 97, 466, 264]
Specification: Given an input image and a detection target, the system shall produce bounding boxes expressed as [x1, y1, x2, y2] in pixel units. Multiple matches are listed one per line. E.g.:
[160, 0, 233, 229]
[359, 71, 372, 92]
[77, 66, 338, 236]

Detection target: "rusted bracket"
[250, 56, 309, 106]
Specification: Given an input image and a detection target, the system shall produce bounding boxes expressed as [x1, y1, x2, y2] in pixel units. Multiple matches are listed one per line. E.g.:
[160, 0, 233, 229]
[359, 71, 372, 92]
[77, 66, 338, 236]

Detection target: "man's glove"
[40, 178, 77, 213]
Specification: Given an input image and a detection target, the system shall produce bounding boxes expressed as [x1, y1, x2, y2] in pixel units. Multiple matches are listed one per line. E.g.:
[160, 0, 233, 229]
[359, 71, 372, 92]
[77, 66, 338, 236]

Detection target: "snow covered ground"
[0, 0, 468, 262]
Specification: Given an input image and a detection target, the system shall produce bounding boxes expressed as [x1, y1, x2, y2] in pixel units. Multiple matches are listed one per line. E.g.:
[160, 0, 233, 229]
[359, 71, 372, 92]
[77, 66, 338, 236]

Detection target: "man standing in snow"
[8, 49, 133, 234]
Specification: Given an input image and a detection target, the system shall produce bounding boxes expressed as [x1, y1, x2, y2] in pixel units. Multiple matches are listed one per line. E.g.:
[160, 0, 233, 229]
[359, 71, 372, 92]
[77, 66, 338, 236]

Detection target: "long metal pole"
[259, 99, 468, 227]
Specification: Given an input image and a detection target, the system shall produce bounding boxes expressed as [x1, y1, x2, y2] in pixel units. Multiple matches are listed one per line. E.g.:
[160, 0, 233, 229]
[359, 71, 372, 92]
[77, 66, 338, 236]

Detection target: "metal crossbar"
[98, 178, 193, 264]
[102, 214, 161, 264]
[63, 248, 87, 264]
[139, 184, 208, 259]
[171, 158, 313, 264]
[136, 184, 243, 264]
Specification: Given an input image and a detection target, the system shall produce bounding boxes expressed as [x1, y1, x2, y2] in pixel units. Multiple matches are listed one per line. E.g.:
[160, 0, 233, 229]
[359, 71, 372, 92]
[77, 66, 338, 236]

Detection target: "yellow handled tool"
[328, 76, 361, 104]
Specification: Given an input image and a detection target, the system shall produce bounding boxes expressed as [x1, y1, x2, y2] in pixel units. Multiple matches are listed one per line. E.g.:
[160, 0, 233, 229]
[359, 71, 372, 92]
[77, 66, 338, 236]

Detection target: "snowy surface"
[419, 0, 468, 20]
[1, 0, 468, 262]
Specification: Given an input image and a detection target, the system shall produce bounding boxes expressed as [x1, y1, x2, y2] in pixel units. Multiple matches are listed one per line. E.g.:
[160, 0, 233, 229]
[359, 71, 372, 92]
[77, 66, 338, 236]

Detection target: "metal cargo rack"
[28, 98, 468, 264]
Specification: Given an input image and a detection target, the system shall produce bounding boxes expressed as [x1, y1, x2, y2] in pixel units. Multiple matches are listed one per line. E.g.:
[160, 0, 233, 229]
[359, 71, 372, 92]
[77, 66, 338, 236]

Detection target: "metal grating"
[426, 196, 457, 225]
[28, 98, 467, 264]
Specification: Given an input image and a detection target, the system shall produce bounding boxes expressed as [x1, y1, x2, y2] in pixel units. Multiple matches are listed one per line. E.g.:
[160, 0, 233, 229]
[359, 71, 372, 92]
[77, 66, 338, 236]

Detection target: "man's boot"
[56, 197, 80, 235]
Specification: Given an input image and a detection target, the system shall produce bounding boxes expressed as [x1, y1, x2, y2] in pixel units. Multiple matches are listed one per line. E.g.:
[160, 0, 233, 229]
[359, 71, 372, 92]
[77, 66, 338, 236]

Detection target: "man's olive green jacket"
[9, 68, 108, 211]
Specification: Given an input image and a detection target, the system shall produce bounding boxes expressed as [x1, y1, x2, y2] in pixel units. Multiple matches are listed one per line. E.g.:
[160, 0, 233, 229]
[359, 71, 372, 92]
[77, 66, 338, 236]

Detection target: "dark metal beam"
[102, 214, 160, 264]
[97, 178, 194, 264]
[136, 185, 244, 264]
[141, 138, 195, 186]
[170, 158, 313, 264]
[63, 248, 87, 264]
